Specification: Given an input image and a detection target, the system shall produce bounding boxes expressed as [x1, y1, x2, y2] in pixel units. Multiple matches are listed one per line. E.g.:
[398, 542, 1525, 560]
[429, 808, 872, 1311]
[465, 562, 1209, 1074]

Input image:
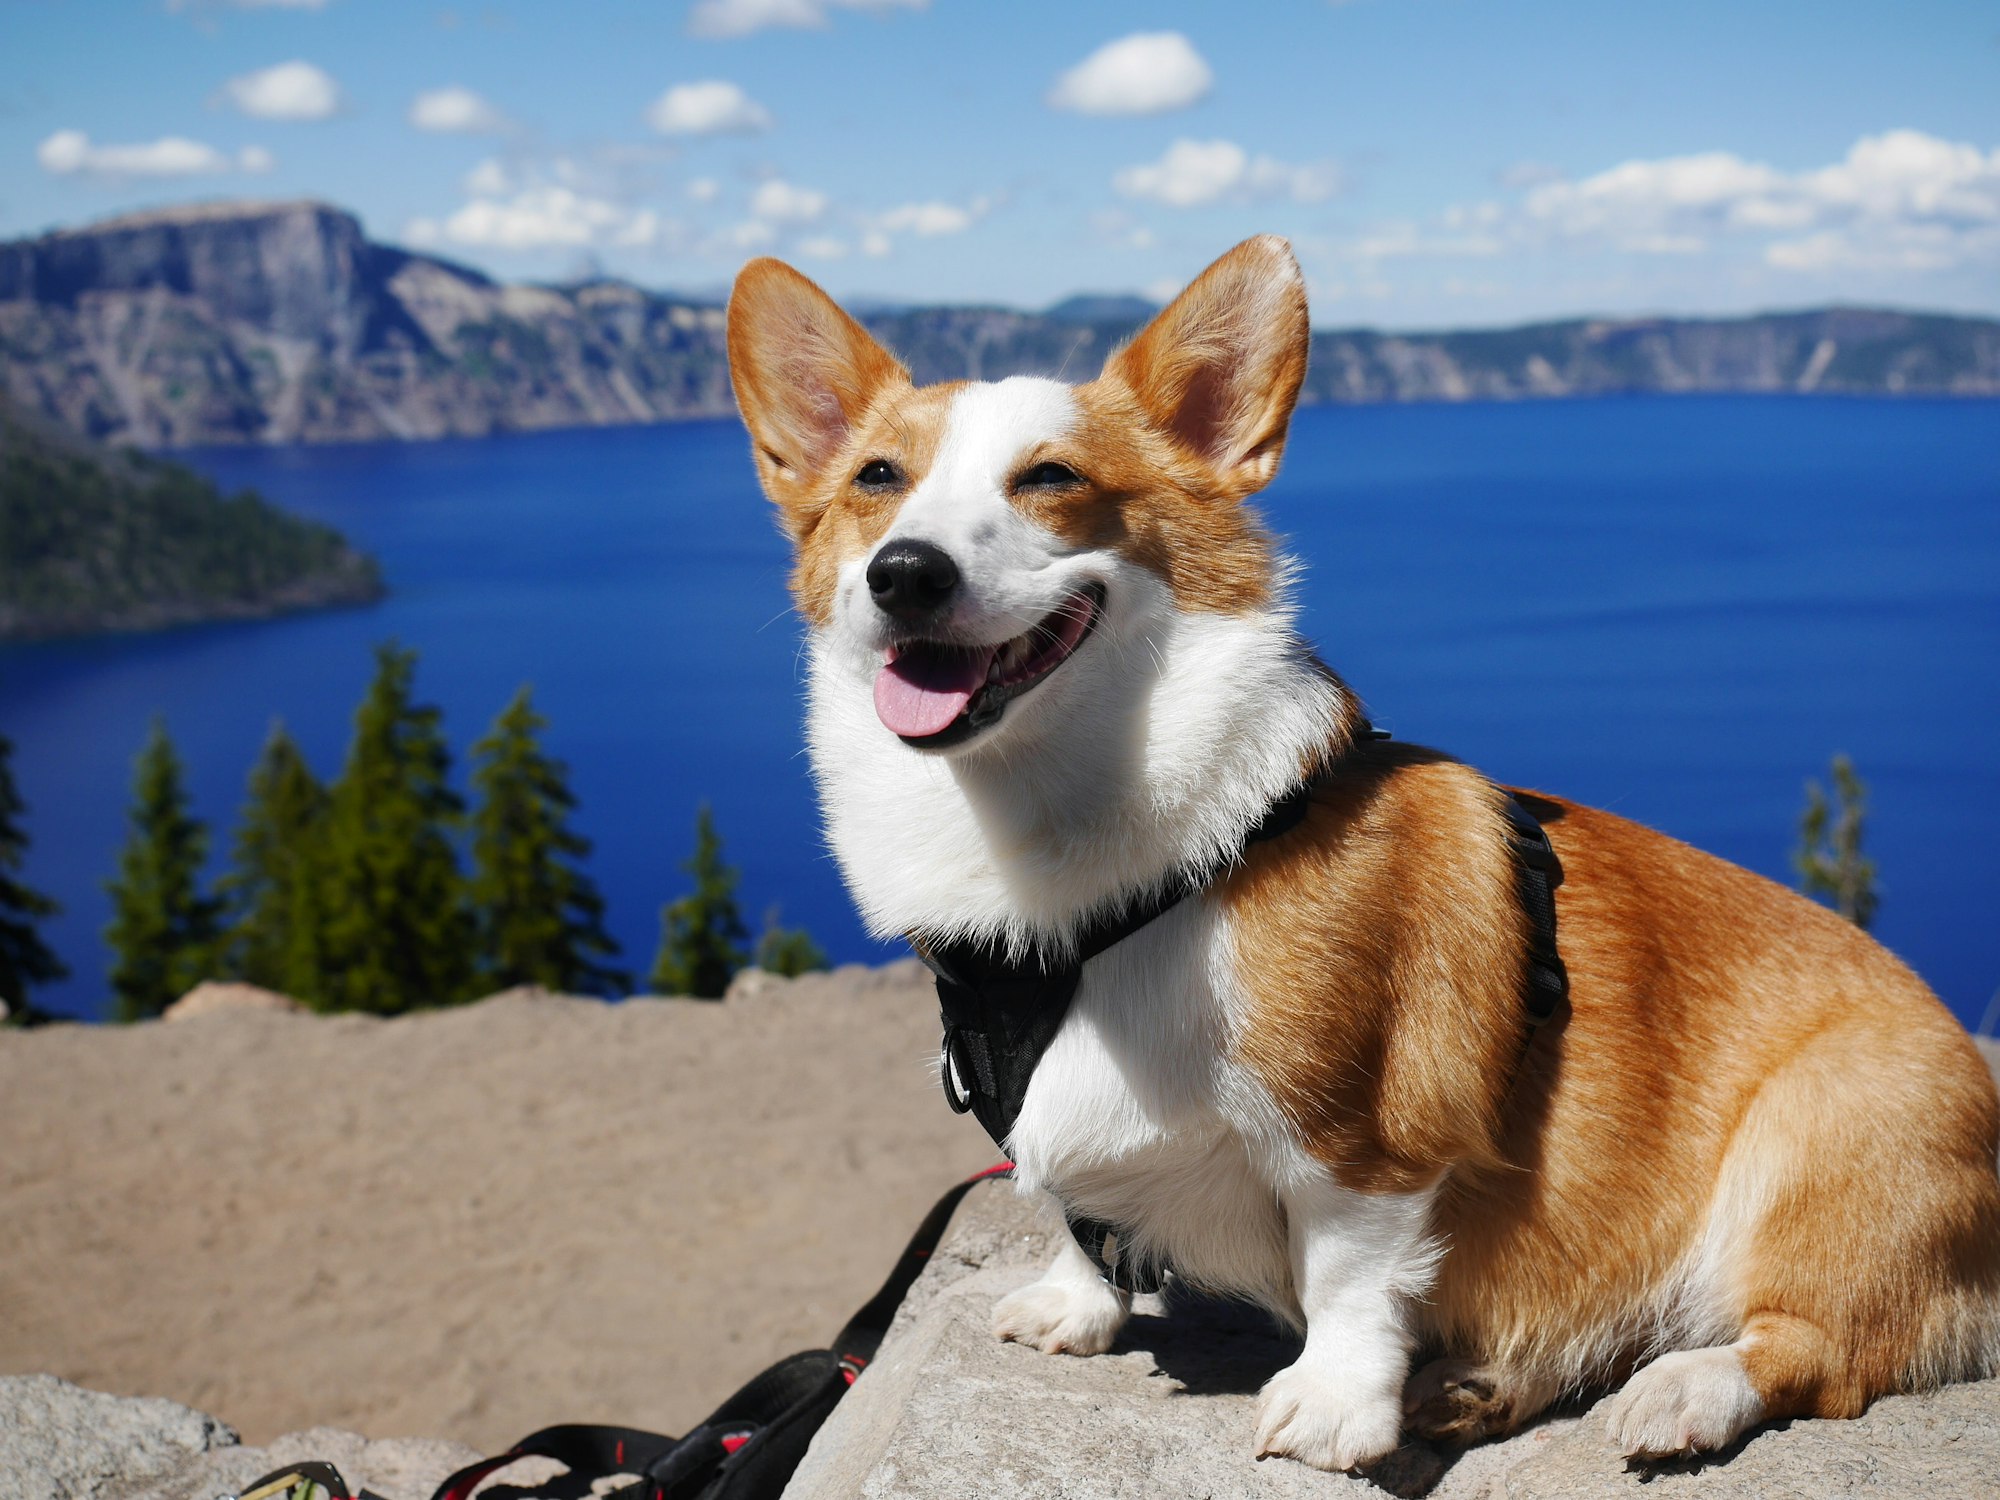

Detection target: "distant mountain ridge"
[2, 200, 1996, 449]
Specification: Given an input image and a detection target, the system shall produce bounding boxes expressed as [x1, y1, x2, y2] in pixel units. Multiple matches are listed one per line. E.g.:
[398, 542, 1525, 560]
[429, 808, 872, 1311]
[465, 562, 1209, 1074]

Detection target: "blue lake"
[3, 396, 1996, 1027]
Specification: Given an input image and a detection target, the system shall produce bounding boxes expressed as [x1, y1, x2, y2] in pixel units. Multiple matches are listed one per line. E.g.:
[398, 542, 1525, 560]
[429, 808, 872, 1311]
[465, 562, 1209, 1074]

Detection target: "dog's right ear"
[727, 258, 907, 528]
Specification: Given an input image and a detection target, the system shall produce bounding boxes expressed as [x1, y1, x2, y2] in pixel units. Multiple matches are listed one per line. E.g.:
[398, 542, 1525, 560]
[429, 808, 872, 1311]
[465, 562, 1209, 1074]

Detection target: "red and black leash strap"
[831, 1162, 1012, 1375]
[426, 1164, 1012, 1500]
[432, 1426, 686, 1500]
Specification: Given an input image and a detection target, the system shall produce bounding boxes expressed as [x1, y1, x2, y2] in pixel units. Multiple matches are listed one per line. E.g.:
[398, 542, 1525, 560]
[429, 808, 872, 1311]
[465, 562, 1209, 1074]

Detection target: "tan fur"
[1228, 761, 2000, 1429]
[727, 257, 932, 625]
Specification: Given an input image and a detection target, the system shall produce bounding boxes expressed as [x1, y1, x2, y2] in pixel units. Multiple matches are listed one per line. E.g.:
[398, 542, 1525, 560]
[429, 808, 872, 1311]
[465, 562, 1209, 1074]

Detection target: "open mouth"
[873, 583, 1105, 747]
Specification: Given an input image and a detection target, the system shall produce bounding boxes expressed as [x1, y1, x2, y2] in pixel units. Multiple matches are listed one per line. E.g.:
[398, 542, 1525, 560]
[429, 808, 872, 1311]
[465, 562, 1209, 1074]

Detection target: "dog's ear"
[1101, 235, 1309, 497]
[728, 258, 907, 527]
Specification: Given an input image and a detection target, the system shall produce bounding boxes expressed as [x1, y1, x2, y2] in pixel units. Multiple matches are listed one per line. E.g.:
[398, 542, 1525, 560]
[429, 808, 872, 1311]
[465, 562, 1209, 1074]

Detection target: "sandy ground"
[0, 963, 996, 1454]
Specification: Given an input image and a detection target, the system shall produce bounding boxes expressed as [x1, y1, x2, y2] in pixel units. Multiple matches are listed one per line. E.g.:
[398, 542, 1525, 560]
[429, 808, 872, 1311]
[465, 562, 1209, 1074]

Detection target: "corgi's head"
[728, 236, 1312, 753]
[727, 238, 1346, 941]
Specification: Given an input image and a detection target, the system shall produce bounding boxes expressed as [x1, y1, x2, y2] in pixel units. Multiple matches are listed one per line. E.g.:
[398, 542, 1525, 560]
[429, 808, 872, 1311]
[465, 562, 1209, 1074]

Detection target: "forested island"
[2, 200, 1995, 450]
[0, 395, 381, 641]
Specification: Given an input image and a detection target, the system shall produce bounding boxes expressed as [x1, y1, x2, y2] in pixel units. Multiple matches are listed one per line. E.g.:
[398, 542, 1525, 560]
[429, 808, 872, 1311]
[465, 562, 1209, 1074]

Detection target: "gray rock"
[785, 1181, 2000, 1500]
[120, 1426, 493, 1500]
[0, 1376, 502, 1500]
[0, 1375, 235, 1500]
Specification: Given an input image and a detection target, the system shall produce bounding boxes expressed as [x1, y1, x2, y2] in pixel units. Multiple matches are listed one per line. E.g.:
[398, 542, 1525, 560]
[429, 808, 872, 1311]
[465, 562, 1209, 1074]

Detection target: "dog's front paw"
[992, 1272, 1128, 1356]
[1604, 1346, 1764, 1459]
[1254, 1359, 1404, 1472]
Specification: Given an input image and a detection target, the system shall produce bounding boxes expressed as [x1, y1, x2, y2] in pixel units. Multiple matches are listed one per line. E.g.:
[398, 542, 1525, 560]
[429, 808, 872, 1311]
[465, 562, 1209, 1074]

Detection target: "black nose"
[866, 539, 961, 621]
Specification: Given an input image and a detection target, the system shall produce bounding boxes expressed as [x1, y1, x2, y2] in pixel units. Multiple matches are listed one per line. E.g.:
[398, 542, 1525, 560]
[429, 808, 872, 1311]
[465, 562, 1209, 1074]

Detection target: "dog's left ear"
[1102, 235, 1310, 497]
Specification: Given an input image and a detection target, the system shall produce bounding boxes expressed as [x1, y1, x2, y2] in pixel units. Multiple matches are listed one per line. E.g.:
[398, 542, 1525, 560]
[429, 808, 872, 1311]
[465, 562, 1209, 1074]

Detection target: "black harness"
[909, 728, 1569, 1293]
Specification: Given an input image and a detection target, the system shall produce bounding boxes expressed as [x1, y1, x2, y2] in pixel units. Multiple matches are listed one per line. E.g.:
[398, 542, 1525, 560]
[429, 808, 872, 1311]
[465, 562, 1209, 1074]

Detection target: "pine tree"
[754, 905, 829, 979]
[467, 686, 629, 996]
[0, 735, 66, 1022]
[1795, 752, 1880, 931]
[649, 805, 748, 999]
[311, 643, 474, 1013]
[104, 718, 222, 1021]
[217, 720, 328, 996]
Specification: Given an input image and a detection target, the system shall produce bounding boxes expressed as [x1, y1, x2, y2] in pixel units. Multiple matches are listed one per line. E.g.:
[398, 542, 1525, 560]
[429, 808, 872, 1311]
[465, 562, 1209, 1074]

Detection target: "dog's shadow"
[1107, 1296, 1613, 1500]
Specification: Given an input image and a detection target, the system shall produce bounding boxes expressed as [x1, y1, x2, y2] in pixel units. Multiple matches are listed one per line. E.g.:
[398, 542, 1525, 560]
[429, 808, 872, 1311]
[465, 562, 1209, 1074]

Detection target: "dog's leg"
[1603, 1332, 1772, 1459]
[1253, 1175, 1438, 1471]
[992, 1226, 1132, 1356]
[1402, 1356, 1563, 1444]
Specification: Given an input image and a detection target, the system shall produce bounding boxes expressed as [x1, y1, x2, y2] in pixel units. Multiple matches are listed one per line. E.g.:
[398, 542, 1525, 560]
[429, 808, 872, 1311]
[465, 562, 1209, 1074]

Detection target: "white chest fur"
[1005, 896, 1305, 1317]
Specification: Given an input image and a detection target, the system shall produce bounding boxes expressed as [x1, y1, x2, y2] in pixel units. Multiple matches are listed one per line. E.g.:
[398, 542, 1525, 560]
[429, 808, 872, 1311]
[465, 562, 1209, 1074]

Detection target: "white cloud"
[1512, 129, 2000, 270]
[688, 0, 926, 40]
[37, 129, 258, 178]
[409, 86, 507, 134]
[876, 200, 972, 236]
[463, 157, 511, 196]
[1347, 219, 1504, 261]
[687, 177, 721, 203]
[1048, 32, 1212, 117]
[221, 59, 342, 120]
[728, 220, 777, 248]
[1113, 138, 1339, 207]
[860, 229, 892, 257]
[796, 235, 848, 259]
[645, 80, 771, 135]
[430, 185, 653, 250]
[613, 211, 663, 248]
[750, 179, 826, 222]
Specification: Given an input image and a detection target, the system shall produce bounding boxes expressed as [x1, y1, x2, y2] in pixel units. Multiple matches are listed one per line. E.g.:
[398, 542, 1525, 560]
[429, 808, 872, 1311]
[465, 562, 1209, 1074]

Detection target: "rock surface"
[0, 1375, 235, 1500]
[0, 1375, 512, 1500]
[784, 1181, 2000, 1500]
[0, 963, 996, 1454]
[790, 1040, 2000, 1500]
[162, 982, 305, 1021]
[3, 1004, 1992, 1500]
[5, 201, 1997, 449]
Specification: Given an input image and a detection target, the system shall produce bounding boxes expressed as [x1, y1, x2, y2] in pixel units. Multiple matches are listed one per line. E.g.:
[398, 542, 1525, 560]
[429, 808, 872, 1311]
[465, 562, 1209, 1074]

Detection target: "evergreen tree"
[217, 720, 327, 996]
[649, 805, 748, 999]
[467, 686, 629, 996]
[1795, 753, 1880, 931]
[104, 718, 222, 1021]
[754, 905, 829, 979]
[311, 643, 474, 1013]
[0, 735, 66, 1022]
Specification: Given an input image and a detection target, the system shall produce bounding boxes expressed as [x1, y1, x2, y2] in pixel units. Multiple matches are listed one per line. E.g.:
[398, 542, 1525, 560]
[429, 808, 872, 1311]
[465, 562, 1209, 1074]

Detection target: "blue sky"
[4, 0, 1998, 327]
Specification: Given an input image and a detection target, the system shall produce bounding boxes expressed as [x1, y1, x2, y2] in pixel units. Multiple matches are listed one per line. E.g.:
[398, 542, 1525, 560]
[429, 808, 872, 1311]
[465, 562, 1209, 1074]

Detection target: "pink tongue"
[875, 646, 995, 738]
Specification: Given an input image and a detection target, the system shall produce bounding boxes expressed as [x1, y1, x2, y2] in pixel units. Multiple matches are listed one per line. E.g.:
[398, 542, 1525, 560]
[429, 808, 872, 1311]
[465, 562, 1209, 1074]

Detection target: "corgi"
[724, 236, 2000, 1473]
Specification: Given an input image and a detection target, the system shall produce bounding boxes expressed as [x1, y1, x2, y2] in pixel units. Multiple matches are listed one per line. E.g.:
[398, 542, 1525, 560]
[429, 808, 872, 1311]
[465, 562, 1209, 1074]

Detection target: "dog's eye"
[855, 459, 902, 489]
[1017, 461, 1083, 490]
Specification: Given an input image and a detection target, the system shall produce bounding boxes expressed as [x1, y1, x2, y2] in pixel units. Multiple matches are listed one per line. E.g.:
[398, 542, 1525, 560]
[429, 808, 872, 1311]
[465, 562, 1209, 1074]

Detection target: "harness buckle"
[939, 1026, 975, 1115]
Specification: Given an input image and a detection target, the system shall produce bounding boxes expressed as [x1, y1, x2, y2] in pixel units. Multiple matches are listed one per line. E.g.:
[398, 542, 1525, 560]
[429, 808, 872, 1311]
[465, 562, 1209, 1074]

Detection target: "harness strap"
[1502, 792, 1570, 1031]
[913, 729, 1570, 1295]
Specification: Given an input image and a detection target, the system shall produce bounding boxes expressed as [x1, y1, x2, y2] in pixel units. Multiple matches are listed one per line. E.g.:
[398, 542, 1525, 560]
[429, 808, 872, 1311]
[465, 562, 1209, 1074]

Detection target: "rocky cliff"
[2, 201, 1997, 449]
[0, 201, 734, 447]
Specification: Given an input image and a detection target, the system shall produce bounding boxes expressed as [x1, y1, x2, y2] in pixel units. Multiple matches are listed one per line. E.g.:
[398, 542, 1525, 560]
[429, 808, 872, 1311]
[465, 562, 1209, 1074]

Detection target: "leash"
[908, 726, 1569, 1292]
[423, 1164, 1014, 1500]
